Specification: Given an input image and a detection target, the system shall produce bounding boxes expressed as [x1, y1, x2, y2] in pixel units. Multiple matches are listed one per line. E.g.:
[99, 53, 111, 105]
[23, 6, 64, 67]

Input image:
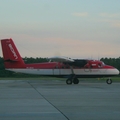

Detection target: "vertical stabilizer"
[1, 38, 25, 68]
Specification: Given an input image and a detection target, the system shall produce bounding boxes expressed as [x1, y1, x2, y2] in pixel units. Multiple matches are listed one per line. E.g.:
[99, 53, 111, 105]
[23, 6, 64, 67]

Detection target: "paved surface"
[0, 79, 120, 120]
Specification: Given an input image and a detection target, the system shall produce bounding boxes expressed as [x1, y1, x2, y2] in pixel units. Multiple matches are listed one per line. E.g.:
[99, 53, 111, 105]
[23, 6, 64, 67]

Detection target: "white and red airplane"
[1, 38, 119, 84]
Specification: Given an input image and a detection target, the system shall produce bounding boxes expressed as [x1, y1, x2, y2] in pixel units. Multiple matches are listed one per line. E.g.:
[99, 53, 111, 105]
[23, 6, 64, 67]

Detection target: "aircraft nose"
[115, 68, 120, 75]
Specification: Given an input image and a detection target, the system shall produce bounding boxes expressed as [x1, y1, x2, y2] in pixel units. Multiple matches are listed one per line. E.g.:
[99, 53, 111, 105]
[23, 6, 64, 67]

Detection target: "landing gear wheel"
[73, 78, 79, 84]
[66, 79, 72, 85]
[106, 79, 112, 84]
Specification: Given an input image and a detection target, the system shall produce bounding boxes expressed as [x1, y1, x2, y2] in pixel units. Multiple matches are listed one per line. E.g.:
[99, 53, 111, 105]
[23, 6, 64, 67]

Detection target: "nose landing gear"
[106, 78, 112, 84]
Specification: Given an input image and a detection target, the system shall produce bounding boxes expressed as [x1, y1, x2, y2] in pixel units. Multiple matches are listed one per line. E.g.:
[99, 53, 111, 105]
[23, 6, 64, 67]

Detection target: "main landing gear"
[106, 78, 112, 84]
[66, 74, 79, 85]
[66, 66, 79, 85]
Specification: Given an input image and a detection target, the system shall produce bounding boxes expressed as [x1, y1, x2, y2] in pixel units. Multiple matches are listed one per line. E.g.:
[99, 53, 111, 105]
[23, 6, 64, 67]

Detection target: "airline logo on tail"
[8, 44, 18, 59]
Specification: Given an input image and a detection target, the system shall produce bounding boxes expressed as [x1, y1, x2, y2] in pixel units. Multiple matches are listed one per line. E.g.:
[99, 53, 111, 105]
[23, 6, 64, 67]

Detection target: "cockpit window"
[101, 62, 105, 66]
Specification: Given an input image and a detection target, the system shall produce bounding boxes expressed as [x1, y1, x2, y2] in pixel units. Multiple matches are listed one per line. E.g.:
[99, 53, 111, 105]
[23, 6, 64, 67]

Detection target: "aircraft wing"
[49, 56, 87, 68]
[49, 56, 74, 62]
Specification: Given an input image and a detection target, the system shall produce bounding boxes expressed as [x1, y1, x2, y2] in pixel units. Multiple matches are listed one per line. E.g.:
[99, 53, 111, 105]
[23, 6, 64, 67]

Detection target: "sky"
[0, 0, 120, 59]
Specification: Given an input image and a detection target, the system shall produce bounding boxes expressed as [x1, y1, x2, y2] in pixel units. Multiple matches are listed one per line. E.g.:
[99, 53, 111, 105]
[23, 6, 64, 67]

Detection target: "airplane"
[0, 38, 119, 85]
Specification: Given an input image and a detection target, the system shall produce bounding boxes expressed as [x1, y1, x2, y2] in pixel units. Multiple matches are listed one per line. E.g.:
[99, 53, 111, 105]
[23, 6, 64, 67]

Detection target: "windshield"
[101, 61, 105, 66]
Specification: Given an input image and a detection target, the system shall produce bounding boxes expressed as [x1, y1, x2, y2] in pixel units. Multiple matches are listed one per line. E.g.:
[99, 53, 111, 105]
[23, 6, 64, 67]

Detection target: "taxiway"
[0, 79, 120, 120]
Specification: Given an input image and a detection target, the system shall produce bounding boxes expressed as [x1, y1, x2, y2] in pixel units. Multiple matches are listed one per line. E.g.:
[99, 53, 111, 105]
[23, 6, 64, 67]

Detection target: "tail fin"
[1, 38, 25, 68]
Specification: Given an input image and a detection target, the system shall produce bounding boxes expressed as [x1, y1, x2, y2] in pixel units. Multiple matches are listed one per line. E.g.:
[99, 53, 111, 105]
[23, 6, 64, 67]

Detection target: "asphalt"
[0, 79, 120, 120]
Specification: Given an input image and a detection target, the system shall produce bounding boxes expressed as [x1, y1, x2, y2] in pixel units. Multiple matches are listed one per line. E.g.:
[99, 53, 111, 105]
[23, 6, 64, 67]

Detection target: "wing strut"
[70, 66, 74, 74]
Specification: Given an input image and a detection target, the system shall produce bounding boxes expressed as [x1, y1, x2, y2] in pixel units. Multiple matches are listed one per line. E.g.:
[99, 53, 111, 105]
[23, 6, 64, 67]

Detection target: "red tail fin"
[1, 38, 25, 68]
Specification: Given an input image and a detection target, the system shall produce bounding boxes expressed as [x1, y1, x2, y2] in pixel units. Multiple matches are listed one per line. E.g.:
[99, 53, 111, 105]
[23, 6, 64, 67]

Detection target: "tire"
[106, 79, 112, 84]
[73, 78, 79, 84]
[66, 79, 72, 85]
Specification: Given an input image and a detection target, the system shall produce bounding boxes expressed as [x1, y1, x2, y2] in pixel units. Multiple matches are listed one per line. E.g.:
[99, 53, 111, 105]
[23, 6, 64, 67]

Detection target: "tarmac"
[0, 79, 120, 120]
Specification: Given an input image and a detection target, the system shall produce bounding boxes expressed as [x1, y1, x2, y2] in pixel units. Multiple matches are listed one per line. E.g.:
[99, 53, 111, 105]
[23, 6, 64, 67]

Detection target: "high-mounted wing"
[49, 56, 88, 68]
[49, 56, 74, 62]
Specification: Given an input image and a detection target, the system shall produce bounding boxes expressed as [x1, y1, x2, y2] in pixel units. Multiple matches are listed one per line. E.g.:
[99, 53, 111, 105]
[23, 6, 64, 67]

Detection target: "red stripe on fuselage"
[24, 62, 115, 70]
[25, 62, 58, 69]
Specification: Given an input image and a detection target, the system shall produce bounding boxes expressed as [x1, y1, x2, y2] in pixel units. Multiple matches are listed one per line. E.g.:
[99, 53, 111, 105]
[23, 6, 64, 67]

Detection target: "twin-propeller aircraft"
[1, 39, 119, 84]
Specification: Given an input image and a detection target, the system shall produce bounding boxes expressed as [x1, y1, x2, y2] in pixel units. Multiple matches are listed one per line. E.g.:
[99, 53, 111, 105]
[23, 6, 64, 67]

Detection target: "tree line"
[0, 56, 120, 77]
